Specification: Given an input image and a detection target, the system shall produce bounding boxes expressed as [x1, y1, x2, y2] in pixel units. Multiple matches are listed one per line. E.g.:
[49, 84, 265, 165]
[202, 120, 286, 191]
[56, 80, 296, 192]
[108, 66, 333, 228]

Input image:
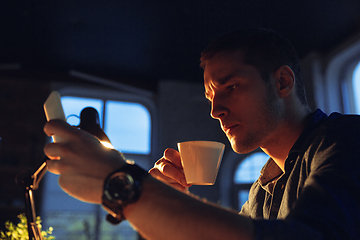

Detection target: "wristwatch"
[102, 163, 148, 224]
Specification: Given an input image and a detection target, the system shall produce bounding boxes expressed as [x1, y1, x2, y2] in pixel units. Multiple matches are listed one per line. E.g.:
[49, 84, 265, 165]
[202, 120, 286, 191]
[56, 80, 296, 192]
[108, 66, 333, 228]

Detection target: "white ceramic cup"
[177, 141, 225, 185]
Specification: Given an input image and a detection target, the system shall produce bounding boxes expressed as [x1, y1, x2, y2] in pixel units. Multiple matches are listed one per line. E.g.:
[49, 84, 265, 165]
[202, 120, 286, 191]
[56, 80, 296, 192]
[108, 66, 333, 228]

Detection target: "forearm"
[124, 175, 255, 240]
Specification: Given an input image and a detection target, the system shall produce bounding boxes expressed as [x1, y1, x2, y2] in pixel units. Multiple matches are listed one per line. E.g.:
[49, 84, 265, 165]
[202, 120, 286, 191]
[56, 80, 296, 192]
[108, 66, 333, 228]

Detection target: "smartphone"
[43, 91, 66, 142]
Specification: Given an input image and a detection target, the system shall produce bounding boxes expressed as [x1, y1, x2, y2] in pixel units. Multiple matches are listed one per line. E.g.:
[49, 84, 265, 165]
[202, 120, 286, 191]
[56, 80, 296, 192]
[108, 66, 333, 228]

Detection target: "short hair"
[200, 28, 308, 105]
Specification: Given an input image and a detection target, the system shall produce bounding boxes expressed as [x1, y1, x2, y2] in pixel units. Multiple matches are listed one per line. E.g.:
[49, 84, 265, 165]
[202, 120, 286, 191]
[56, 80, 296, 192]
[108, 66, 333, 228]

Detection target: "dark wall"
[0, 75, 50, 229]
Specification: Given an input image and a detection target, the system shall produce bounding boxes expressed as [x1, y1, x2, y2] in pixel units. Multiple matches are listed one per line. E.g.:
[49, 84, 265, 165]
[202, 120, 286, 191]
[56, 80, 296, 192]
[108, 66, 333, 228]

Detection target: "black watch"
[102, 163, 148, 224]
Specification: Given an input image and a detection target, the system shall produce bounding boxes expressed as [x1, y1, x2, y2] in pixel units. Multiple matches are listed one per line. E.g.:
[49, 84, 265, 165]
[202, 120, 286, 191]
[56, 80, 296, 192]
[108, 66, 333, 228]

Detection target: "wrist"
[102, 163, 148, 224]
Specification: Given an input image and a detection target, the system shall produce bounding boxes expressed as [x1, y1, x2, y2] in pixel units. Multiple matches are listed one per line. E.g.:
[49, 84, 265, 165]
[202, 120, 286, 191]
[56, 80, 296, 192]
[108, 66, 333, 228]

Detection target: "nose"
[210, 93, 227, 120]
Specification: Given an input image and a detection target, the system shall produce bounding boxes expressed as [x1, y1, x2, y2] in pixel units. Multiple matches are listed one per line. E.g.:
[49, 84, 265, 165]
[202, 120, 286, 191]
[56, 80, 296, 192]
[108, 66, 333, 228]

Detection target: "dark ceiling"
[1, 1, 360, 91]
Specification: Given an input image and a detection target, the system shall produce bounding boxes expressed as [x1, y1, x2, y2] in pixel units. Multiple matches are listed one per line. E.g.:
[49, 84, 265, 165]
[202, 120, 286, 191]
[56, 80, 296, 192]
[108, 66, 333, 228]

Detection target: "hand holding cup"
[149, 148, 192, 191]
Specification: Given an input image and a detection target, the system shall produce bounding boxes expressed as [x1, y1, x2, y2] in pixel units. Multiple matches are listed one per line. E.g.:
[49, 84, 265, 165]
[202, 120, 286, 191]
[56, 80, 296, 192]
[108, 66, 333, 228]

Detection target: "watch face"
[105, 172, 135, 203]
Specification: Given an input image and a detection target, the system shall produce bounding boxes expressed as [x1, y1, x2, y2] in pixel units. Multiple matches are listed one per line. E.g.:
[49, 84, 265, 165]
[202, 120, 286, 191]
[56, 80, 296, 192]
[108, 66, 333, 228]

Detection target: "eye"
[227, 85, 237, 91]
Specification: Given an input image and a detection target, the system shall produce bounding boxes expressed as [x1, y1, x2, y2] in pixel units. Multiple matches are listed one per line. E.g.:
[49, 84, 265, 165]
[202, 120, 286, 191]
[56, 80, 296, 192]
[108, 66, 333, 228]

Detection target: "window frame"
[322, 32, 360, 114]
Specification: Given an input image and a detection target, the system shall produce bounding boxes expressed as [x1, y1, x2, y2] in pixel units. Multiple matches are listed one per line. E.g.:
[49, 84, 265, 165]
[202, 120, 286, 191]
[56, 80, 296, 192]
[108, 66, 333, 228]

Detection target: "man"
[44, 29, 360, 239]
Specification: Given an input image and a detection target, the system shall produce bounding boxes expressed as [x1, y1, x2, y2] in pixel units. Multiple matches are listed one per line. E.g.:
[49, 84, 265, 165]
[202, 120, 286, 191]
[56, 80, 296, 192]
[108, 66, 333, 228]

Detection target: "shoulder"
[317, 112, 360, 144]
[326, 112, 360, 126]
[302, 112, 360, 170]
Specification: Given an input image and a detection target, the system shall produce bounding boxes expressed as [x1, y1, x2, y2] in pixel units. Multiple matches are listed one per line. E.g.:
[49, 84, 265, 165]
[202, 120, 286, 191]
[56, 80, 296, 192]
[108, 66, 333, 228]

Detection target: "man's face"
[204, 51, 283, 154]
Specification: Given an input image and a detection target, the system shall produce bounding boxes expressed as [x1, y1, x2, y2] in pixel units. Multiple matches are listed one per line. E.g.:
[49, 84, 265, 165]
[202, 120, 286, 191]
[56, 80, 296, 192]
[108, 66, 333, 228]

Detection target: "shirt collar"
[259, 158, 282, 186]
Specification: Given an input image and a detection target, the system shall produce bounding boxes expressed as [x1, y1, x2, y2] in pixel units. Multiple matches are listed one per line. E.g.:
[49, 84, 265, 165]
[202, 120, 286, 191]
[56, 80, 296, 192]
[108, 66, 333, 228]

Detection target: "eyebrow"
[204, 74, 236, 99]
[214, 74, 236, 86]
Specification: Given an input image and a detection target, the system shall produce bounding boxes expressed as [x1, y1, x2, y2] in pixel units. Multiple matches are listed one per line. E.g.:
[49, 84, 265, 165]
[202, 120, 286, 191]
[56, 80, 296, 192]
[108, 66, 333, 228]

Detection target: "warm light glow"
[100, 141, 114, 149]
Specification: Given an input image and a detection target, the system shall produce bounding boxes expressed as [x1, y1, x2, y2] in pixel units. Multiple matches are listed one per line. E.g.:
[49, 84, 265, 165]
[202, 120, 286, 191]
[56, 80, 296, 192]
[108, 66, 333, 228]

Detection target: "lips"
[222, 124, 239, 134]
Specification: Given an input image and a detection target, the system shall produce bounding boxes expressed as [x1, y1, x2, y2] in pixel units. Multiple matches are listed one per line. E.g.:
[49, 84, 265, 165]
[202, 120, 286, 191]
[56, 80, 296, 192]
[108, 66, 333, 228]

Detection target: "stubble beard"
[230, 86, 282, 154]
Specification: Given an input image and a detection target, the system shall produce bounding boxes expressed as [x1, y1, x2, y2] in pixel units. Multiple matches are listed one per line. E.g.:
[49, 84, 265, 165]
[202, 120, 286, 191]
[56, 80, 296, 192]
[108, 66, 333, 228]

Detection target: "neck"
[261, 105, 312, 172]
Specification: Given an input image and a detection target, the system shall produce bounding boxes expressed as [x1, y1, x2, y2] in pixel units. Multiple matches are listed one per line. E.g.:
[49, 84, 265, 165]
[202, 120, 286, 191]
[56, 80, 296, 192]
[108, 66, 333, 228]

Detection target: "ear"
[274, 65, 295, 98]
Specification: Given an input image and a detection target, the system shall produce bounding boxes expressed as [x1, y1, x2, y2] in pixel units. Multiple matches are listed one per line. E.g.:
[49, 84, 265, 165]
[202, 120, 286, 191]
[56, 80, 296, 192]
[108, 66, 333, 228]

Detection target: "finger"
[163, 148, 183, 168]
[168, 182, 188, 192]
[44, 142, 64, 160]
[44, 120, 80, 141]
[46, 159, 63, 175]
[149, 168, 188, 192]
[149, 167, 177, 184]
[153, 158, 191, 187]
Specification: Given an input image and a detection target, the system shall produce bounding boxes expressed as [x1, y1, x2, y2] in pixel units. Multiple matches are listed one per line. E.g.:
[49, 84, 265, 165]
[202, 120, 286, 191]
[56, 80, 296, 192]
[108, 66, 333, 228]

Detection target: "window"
[352, 62, 360, 114]
[232, 152, 269, 211]
[41, 90, 154, 240]
[319, 32, 360, 114]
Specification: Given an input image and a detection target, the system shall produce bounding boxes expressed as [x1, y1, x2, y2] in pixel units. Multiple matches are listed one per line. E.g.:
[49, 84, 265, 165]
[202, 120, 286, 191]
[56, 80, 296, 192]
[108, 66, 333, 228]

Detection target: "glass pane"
[61, 96, 103, 127]
[353, 62, 360, 114]
[104, 101, 151, 154]
[234, 152, 269, 184]
[99, 210, 138, 240]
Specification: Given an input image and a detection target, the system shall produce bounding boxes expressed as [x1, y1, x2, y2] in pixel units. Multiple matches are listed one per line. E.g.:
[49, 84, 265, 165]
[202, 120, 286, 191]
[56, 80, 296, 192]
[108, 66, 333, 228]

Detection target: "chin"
[230, 139, 259, 154]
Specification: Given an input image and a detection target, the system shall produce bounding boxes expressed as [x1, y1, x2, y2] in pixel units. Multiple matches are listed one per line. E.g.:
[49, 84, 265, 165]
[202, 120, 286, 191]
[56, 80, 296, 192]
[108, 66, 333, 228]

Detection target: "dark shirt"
[240, 109, 360, 239]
